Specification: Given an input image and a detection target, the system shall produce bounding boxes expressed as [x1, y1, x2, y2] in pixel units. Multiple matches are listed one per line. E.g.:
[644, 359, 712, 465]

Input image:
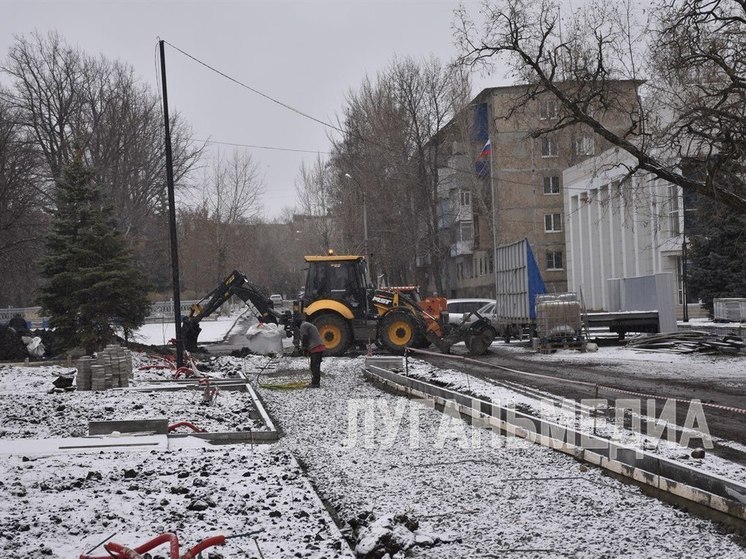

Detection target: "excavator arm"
[181, 270, 286, 352]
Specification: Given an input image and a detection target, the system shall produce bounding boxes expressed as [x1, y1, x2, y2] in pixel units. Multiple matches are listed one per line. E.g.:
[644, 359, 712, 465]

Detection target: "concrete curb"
[89, 375, 281, 445]
[364, 357, 746, 525]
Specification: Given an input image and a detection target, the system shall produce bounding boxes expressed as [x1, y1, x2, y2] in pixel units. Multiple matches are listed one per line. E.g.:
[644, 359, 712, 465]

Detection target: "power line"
[195, 138, 330, 155]
[163, 40, 345, 135]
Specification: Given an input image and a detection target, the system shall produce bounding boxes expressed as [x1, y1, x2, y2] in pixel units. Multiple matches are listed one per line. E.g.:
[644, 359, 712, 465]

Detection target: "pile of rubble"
[0, 317, 51, 361]
[626, 331, 745, 355]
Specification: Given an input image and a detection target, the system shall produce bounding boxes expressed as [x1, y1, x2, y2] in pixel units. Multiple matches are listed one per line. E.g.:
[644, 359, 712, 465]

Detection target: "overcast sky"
[2, 1, 509, 219]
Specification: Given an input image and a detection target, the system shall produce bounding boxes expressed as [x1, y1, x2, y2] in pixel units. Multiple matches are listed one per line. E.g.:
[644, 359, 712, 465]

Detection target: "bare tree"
[328, 56, 469, 291]
[455, 0, 746, 213]
[195, 149, 265, 280]
[1, 31, 204, 293]
[392, 56, 471, 293]
[296, 155, 337, 251]
[0, 97, 46, 305]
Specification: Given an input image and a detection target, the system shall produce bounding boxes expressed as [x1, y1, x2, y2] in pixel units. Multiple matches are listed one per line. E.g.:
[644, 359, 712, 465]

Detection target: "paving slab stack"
[75, 345, 133, 391]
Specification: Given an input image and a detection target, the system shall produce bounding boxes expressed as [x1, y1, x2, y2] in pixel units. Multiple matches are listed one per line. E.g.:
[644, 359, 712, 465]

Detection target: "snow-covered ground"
[496, 341, 745, 383]
[255, 355, 746, 558]
[0, 357, 353, 558]
[401, 349, 746, 484]
[130, 314, 240, 346]
[0, 344, 744, 558]
[0, 356, 266, 440]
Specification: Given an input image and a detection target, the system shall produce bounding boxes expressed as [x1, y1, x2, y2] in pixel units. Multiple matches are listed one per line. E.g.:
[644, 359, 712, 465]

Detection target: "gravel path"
[255, 355, 746, 558]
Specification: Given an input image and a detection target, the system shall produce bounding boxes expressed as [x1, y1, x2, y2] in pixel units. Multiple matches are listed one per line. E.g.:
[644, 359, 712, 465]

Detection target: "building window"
[541, 136, 557, 158]
[668, 184, 681, 235]
[543, 175, 560, 195]
[540, 99, 559, 120]
[460, 221, 473, 242]
[574, 135, 595, 156]
[544, 213, 562, 232]
[546, 251, 564, 270]
[460, 190, 471, 207]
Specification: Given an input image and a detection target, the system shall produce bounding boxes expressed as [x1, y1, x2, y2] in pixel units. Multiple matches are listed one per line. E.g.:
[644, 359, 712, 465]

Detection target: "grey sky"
[2, 1, 505, 218]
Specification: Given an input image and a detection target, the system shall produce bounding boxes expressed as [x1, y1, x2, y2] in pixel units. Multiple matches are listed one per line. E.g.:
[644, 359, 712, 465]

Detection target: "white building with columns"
[563, 148, 683, 312]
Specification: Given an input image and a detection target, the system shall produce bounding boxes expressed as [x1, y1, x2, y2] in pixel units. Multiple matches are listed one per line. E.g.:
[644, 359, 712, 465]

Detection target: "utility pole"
[344, 173, 369, 263]
[159, 40, 184, 368]
[682, 232, 689, 323]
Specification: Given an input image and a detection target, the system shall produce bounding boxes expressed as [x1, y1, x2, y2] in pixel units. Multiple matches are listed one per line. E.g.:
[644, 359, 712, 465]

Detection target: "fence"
[0, 306, 48, 328]
[1, 300, 207, 328]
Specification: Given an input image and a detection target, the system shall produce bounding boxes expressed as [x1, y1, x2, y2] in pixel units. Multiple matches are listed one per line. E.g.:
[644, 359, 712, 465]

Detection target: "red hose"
[80, 533, 229, 559]
[181, 535, 226, 559]
[103, 544, 143, 559]
[172, 366, 195, 379]
[96, 534, 179, 559]
[168, 421, 207, 433]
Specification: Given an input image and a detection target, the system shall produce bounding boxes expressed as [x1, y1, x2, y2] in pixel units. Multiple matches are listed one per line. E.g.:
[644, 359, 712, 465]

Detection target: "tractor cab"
[301, 255, 373, 319]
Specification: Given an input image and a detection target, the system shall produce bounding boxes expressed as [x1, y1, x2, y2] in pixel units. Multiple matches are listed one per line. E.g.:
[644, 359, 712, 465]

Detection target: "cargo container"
[493, 238, 547, 338]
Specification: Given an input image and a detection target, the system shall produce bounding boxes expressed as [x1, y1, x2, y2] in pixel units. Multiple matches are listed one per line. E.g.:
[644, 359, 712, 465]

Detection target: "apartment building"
[434, 81, 642, 298]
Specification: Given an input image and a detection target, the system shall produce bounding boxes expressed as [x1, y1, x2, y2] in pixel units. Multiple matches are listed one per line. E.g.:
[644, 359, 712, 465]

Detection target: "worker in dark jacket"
[294, 315, 325, 387]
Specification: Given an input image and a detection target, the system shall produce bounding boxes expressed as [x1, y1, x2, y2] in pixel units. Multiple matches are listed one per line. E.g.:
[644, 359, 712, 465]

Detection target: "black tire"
[378, 310, 420, 354]
[311, 313, 352, 356]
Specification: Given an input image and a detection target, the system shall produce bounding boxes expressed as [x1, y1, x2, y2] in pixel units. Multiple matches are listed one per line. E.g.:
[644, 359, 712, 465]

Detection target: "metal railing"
[1, 300, 208, 328]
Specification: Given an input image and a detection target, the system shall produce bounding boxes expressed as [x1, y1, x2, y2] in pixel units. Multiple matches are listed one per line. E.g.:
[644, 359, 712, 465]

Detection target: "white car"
[269, 294, 283, 307]
[446, 298, 495, 325]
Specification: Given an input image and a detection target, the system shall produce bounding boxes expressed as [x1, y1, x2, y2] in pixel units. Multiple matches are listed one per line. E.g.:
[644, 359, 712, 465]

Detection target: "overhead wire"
[157, 39, 663, 239]
[162, 40, 345, 135]
[194, 138, 330, 155]
[159, 39, 429, 159]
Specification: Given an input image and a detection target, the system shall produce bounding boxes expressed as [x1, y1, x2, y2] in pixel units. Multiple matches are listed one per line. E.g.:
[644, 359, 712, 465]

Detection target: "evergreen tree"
[687, 200, 746, 315]
[39, 153, 150, 354]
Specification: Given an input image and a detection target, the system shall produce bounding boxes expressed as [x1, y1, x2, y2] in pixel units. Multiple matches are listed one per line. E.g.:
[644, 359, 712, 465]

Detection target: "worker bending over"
[294, 315, 325, 387]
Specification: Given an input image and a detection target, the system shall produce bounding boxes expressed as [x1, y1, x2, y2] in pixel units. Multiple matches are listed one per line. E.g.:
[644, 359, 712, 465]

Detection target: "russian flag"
[477, 139, 491, 160]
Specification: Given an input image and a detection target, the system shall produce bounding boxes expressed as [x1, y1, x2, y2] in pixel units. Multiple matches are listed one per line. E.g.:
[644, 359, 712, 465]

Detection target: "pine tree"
[39, 153, 150, 354]
[687, 201, 746, 315]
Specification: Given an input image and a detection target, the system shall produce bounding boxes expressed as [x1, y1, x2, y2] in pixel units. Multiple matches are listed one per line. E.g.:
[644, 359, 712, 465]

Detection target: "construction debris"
[625, 331, 745, 355]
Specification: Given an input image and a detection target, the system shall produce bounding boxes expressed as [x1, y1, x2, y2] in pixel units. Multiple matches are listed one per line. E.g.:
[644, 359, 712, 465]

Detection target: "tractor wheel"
[312, 313, 352, 356]
[466, 325, 495, 355]
[378, 310, 419, 354]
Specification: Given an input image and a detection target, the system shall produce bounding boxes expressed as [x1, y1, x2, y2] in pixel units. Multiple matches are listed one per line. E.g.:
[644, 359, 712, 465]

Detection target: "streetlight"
[344, 173, 369, 261]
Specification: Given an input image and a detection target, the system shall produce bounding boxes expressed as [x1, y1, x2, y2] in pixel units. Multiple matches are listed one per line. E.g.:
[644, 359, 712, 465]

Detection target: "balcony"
[450, 239, 474, 256]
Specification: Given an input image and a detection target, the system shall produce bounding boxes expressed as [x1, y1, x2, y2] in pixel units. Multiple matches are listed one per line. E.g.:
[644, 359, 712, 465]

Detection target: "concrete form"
[364, 357, 746, 525]
[88, 375, 280, 444]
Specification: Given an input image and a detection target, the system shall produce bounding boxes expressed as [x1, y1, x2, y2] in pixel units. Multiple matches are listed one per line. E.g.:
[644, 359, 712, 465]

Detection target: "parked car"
[475, 301, 497, 325]
[446, 298, 495, 325]
[473, 300, 526, 341]
[269, 294, 283, 307]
